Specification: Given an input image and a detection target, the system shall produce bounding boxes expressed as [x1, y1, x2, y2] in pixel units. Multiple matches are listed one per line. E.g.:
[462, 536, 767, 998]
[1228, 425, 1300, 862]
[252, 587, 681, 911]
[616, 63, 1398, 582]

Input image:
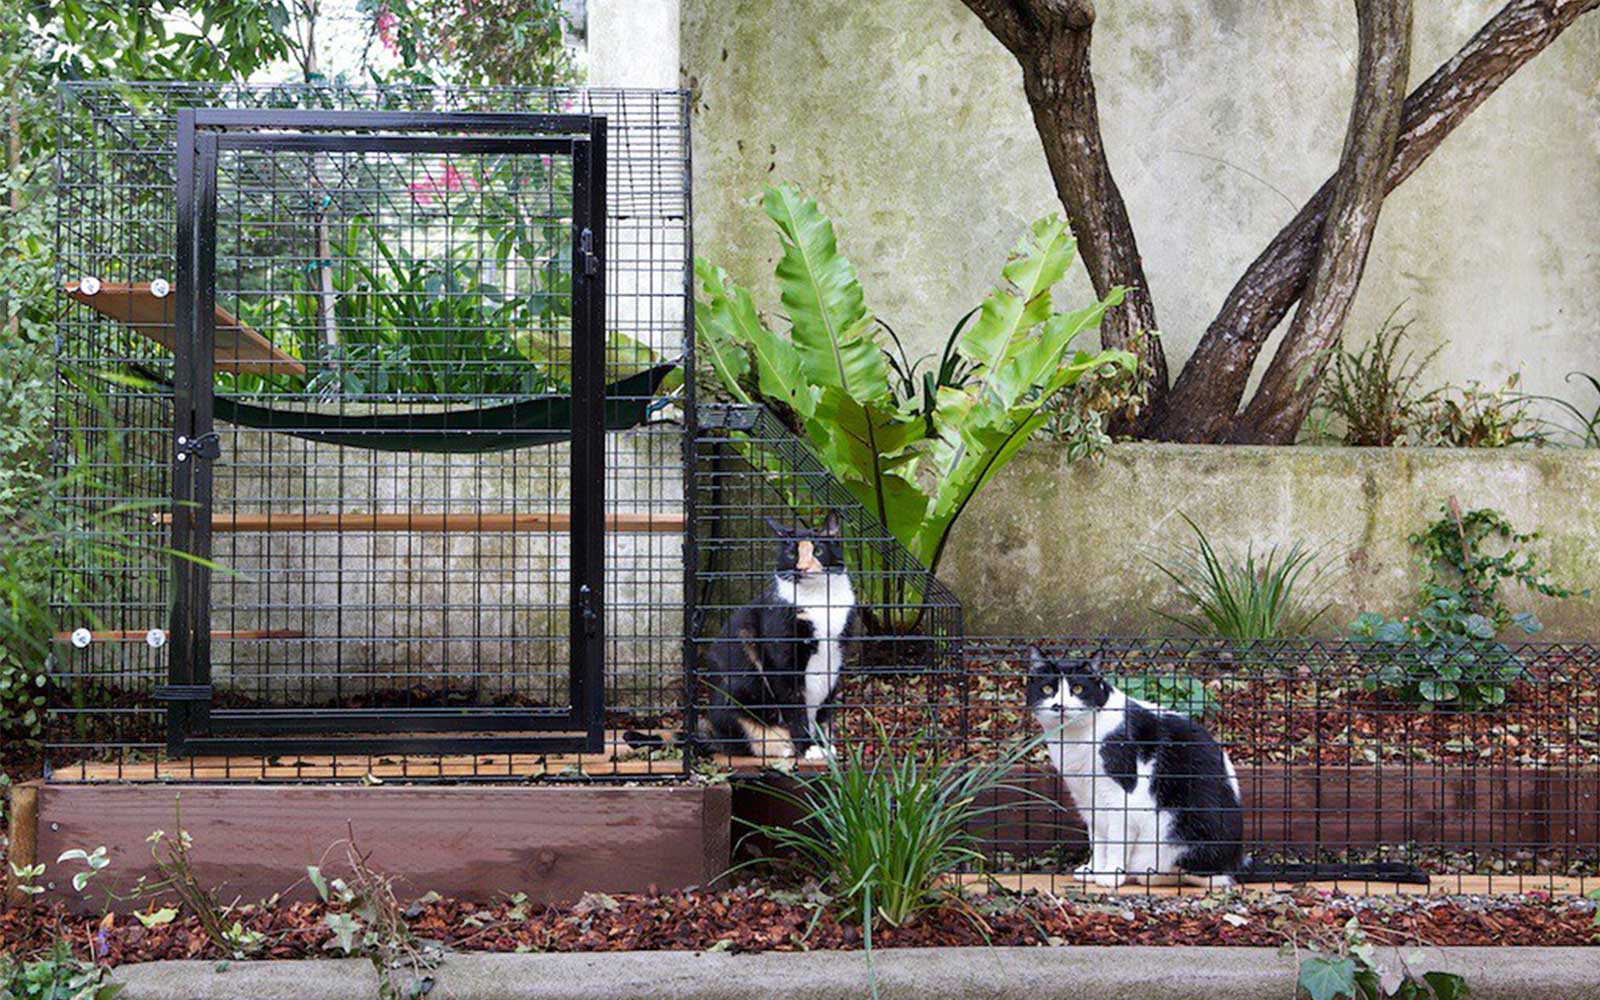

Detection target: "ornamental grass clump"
[1151, 514, 1330, 641]
[741, 731, 1040, 930]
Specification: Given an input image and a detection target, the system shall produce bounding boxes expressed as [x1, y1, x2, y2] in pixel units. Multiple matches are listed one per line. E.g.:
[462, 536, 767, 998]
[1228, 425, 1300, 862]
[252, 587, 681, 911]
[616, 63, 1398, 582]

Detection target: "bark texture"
[1153, 0, 1600, 441]
[961, 0, 1168, 427]
[1229, 0, 1413, 444]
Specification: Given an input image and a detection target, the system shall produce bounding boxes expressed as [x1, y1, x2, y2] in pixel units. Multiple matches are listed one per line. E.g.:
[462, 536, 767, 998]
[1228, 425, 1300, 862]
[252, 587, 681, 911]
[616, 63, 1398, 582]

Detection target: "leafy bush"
[696, 184, 1135, 580]
[1411, 374, 1546, 448]
[1349, 500, 1585, 708]
[1150, 514, 1329, 640]
[741, 732, 1039, 929]
[1295, 916, 1466, 1000]
[0, 940, 120, 1000]
[1313, 307, 1438, 446]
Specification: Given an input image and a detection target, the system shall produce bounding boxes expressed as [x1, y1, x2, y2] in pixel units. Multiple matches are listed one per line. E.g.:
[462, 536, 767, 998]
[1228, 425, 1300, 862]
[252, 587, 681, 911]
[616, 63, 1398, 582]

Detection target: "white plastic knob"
[78, 275, 101, 296]
[70, 628, 93, 648]
[149, 278, 170, 298]
[145, 628, 167, 649]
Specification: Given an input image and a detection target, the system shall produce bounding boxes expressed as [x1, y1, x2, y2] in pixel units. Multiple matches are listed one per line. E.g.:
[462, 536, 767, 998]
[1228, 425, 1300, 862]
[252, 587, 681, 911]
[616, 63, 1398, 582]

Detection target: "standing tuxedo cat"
[687, 511, 857, 760]
[1026, 646, 1245, 886]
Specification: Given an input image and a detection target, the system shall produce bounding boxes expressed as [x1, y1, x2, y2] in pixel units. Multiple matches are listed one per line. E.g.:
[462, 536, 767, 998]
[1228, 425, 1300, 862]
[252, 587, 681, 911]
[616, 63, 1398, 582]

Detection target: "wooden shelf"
[53, 629, 305, 644]
[153, 512, 685, 533]
[63, 281, 307, 377]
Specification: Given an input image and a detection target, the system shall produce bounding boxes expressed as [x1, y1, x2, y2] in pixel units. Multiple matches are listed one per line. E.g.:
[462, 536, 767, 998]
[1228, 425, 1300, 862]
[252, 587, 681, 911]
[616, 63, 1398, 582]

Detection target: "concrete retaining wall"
[941, 444, 1600, 638]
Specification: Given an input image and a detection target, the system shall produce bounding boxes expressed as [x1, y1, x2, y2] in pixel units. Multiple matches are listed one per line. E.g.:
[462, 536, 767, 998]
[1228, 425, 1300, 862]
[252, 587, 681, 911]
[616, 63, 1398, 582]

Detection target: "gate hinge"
[152, 684, 213, 702]
[175, 432, 221, 463]
[580, 227, 600, 277]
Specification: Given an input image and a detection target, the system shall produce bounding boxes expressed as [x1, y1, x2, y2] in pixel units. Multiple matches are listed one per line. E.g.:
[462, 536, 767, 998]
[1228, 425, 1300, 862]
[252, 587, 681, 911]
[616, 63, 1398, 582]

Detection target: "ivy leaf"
[1299, 955, 1358, 1000]
[324, 912, 361, 954]
[307, 865, 329, 902]
[1422, 971, 1467, 1000]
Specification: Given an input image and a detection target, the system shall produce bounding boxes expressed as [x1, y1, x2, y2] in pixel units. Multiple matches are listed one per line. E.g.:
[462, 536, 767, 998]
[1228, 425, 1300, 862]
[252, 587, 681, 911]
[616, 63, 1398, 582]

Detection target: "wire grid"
[933, 638, 1598, 892]
[688, 404, 966, 763]
[48, 82, 691, 779]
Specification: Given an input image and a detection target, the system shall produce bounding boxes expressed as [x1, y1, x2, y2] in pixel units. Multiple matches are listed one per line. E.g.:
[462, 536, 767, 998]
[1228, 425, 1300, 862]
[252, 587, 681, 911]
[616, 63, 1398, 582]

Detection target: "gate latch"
[577, 584, 599, 637]
[580, 227, 600, 277]
[175, 432, 221, 463]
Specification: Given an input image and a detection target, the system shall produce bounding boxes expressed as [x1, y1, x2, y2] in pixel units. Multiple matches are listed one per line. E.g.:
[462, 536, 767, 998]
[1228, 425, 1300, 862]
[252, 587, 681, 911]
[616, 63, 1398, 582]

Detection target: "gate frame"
[161, 108, 609, 757]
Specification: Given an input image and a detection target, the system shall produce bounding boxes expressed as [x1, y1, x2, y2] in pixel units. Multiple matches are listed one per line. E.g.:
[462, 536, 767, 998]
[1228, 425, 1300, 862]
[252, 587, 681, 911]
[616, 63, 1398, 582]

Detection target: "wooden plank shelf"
[62, 281, 307, 376]
[153, 511, 685, 533]
[53, 629, 305, 644]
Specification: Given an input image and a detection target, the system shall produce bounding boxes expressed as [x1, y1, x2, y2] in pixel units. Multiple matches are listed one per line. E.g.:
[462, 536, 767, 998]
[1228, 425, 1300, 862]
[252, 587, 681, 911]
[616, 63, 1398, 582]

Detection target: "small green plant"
[1350, 499, 1585, 707]
[9, 861, 46, 899]
[1521, 371, 1600, 447]
[739, 730, 1040, 930]
[1112, 671, 1216, 719]
[308, 832, 441, 1000]
[1150, 515, 1330, 641]
[1294, 917, 1466, 1000]
[1412, 374, 1546, 448]
[55, 847, 109, 894]
[1313, 306, 1438, 447]
[0, 939, 121, 1000]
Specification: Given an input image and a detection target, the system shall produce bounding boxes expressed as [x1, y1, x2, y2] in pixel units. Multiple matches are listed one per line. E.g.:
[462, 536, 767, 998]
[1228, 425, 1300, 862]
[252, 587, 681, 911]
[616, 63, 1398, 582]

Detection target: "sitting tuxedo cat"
[1025, 646, 1245, 886]
[628, 511, 856, 760]
[703, 511, 856, 759]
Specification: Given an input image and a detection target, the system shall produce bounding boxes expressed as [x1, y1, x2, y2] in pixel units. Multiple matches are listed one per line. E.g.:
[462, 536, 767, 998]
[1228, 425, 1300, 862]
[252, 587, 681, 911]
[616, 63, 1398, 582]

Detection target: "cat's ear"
[1085, 650, 1107, 676]
[821, 509, 843, 537]
[764, 517, 791, 538]
[1025, 645, 1048, 671]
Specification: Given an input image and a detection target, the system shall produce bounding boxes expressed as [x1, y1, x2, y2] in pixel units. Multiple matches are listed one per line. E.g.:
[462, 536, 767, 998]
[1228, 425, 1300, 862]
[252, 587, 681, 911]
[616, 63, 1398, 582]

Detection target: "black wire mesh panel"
[952, 638, 1600, 894]
[687, 404, 965, 764]
[49, 83, 690, 779]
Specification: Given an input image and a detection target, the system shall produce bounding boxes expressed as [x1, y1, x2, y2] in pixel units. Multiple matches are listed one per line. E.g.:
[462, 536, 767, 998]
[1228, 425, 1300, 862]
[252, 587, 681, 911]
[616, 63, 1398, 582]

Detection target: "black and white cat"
[1025, 646, 1245, 887]
[628, 512, 856, 760]
[702, 511, 856, 760]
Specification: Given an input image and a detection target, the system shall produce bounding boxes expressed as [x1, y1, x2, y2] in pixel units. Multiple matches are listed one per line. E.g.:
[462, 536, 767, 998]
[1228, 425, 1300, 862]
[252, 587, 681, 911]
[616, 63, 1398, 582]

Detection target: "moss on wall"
[939, 443, 1600, 639]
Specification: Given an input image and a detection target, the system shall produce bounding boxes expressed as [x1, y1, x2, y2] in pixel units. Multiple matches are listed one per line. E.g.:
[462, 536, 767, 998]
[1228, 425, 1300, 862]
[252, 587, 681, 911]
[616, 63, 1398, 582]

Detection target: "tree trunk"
[1229, 0, 1412, 444]
[960, 0, 1169, 428]
[1153, 0, 1599, 442]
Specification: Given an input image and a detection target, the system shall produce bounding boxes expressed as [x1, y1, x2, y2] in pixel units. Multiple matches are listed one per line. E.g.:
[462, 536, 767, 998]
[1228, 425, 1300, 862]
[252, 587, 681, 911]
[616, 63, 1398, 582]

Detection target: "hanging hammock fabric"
[132, 363, 679, 454]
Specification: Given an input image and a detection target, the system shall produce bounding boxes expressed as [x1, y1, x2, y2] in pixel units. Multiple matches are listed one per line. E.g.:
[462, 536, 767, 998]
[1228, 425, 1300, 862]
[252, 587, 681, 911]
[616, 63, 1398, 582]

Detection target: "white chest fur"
[774, 572, 855, 730]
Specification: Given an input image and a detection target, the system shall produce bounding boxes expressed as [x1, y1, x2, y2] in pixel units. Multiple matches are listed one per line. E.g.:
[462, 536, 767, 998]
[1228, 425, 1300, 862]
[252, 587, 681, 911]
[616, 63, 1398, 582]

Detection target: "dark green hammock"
[139, 363, 678, 454]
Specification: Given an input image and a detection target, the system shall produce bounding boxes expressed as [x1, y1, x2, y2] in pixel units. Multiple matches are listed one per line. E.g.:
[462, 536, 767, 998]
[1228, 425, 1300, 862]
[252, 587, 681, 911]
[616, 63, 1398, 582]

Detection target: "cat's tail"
[1229, 856, 1429, 885]
[623, 729, 695, 751]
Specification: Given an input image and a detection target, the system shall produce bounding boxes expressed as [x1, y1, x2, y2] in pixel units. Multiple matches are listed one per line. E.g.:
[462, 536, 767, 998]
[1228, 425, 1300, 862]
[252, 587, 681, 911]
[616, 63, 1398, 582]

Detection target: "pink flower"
[409, 161, 477, 206]
[376, 8, 399, 55]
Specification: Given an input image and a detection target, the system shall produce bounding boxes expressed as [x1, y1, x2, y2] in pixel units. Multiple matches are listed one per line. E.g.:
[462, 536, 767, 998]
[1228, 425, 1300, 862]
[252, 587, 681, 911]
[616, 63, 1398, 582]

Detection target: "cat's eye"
[1040, 683, 1055, 696]
[1071, 685, 1083, 695]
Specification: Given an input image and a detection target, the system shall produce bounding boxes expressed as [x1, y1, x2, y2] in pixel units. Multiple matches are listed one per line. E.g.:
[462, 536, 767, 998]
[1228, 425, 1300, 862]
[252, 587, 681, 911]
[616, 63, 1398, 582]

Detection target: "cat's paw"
[768, 740, 795, 759]
[1073, 862, 1095, 879]
[802, 744, 832, 762]
[1091, 869, 1128, 889]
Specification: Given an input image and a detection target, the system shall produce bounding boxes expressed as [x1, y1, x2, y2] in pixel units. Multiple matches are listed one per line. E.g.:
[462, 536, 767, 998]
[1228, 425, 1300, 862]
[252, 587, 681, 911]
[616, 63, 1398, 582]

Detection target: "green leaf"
[307, 864, 329, 902]
[1299, 955, 1358, 1000]
[760, 184, 888, 406]
[134, 906, 179, 928]
[1422, 971, 1467, 1000]
[960, 216, 1076, 370]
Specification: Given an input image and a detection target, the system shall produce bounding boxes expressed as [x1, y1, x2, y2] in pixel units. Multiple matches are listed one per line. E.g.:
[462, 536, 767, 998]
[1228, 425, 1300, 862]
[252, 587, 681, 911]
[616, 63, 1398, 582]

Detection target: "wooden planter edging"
[737, 764, 1600, 861]
[12, 782, 731, 915]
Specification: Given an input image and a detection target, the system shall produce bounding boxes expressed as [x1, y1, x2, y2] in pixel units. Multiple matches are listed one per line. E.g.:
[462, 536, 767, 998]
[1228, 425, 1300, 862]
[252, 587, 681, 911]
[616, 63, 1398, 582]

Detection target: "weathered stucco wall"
[941, 445, 1600, 638]
[681, 0, 1600, 418]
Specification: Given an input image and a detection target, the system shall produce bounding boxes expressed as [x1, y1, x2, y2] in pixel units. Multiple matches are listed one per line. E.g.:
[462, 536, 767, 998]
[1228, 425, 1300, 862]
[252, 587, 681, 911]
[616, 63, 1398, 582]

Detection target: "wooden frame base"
[25, 782, 730, 914]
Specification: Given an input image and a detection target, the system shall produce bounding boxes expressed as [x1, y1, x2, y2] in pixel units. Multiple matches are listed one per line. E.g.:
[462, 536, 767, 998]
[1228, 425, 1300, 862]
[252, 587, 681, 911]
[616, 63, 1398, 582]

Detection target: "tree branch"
[1230, 0, 1412, 443]
[962, 0, 1170, 426]
[1153, 0, 1599, 442]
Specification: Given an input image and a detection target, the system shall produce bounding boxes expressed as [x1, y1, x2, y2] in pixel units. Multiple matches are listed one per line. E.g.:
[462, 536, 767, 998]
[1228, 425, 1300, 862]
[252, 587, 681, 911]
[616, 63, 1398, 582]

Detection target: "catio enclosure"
[43, 83, 1599, 898]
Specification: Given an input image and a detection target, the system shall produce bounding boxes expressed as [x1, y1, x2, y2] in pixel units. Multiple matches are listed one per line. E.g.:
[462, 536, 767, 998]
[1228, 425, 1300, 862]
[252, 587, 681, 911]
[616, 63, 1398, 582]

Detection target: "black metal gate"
[161, 109, 608, 756]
